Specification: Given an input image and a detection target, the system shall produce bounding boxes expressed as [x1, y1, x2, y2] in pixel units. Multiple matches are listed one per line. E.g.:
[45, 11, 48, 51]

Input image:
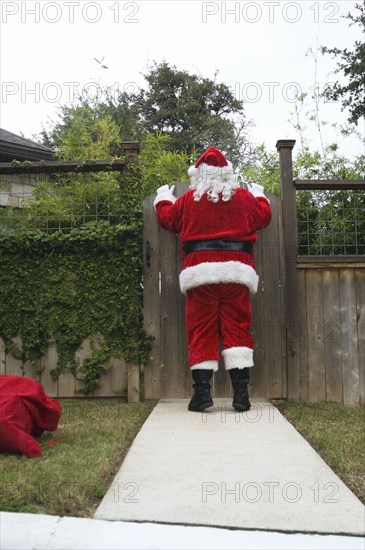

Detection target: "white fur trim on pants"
[191, 360, 219, 372]
[179, 261, 259, 295]
[222, 347, 254, 370]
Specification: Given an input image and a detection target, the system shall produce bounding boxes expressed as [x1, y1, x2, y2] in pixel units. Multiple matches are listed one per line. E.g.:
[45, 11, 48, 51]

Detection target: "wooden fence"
[143, 141, 364, 405]
[278, 140, 364, 406]
[1, 141, 364, 404]
[293, 263, 364, 405]
[0, 337, 130, 399]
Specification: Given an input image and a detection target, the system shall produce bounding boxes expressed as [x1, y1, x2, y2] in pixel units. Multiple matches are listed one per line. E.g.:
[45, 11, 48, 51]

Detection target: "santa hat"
[188, 147, 233, 178]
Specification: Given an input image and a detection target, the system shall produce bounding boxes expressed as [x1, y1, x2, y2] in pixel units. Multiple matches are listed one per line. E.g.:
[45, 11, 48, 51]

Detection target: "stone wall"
[0, 173, 37, 208]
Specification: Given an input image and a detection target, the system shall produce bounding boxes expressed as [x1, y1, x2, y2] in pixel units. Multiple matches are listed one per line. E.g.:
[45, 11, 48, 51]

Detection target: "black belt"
[184, 239, 253, 257]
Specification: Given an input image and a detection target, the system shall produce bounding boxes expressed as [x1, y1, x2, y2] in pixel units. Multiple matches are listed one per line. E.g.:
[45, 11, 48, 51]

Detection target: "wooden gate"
[143, 182, 286, 399]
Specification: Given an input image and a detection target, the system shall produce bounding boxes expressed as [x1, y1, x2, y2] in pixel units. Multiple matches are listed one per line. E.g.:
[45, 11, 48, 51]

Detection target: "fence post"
[276, 140, 300, 401]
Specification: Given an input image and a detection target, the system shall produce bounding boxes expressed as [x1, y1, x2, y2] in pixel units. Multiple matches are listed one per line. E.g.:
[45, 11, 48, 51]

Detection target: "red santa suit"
[154, 147, 271, 373]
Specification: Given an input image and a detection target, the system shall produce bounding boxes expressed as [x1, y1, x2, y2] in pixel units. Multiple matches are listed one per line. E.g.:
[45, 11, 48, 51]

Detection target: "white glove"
[153, 185, 176, 209]
[156, 184, 175, 195]
[247, 182, 268, 200]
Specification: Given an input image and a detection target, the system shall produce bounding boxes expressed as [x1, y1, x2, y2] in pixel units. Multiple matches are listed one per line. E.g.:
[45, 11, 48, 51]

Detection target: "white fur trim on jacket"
[179, 261, 259, 295]
[191, 360, 219, 372]
[222, 347, 254, 369]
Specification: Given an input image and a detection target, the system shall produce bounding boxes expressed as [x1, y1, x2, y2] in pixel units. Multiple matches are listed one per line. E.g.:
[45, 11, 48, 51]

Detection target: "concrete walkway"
[1, 399, 364, 550]
[95, 399, 364, 535]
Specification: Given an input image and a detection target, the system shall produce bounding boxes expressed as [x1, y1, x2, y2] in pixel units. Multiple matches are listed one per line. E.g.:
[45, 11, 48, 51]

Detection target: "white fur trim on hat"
[188, 165, 199, 177]
[222, 347, 254, 369]
[179, 261, 259, 295]
[191, 360, 219, 372]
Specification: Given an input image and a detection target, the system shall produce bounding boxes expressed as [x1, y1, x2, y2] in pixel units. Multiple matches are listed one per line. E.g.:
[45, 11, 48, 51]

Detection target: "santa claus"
[154, 146, 272, 412]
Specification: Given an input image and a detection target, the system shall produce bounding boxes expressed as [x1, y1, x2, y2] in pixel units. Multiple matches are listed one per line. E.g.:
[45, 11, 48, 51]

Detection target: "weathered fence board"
[322, 269, 342, 403]
[143, 195, 162, 399]
[109, 357, 127, 397]
[160, 229, 180, 397]
[0, 339, 6, 375]
[127, 363, 140, 402]
[306, 269, 326, 402]
[297, 269, 309, 402]
[40, 344, 58, 397]
[250, 236, 266, 398]
[339, 270, 360, 407]
[261, 192, 286, 398]
[355, 269, 365, 406]
[58, 372, 76, 398]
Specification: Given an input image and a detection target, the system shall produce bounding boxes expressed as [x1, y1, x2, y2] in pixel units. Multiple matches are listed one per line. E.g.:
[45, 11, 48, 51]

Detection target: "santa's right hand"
[154, 184, 177, 209]
[156, 184, 175, 194]
[156, 184, 170, 194]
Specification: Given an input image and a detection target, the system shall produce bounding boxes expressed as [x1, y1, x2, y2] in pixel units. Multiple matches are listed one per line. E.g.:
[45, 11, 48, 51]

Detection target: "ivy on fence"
[0, 164, 153, 394]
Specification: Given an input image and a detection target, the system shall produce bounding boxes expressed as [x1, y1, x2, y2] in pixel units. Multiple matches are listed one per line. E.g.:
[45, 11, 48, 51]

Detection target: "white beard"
[189, 164, 240, 203]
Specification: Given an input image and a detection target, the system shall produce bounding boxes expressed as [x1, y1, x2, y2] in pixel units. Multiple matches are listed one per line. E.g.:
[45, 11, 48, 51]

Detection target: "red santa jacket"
[155, 187, 272, 294]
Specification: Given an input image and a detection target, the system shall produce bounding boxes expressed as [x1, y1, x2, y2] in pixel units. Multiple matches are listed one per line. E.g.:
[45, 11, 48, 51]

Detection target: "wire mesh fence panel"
[297, 189, 365, 256]
[0, 172, 122, 233]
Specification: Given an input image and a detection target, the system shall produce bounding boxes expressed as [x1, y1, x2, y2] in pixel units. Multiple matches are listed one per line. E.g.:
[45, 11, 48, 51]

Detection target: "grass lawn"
[0, 399, 156, 517]
[1, 398, 364, 516]
[273, 400, 365, 505]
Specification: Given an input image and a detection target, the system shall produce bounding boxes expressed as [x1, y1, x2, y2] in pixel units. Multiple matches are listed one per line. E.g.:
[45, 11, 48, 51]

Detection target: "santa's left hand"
[247, 182, 268, 200]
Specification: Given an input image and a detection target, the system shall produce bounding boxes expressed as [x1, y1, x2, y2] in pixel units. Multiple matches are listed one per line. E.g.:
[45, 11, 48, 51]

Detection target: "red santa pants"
[185, 283, 254, 371]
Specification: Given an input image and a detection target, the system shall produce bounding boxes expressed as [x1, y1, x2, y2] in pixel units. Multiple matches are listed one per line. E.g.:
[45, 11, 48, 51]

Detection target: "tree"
[5, 113, 123, 231]
[41, 61, 254, 168]
[136, 61, 254, 165]
[321, 2, 365, 125]
[40, 97, 141, 156]
[139, 132, 190, 199]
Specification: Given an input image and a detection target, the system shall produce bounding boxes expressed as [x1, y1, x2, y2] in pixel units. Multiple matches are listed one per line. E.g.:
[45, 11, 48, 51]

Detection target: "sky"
[0, 0, 363, 159]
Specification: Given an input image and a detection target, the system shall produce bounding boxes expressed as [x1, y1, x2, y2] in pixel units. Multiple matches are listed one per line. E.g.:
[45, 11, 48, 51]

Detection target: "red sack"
[0, 375, 62, 457]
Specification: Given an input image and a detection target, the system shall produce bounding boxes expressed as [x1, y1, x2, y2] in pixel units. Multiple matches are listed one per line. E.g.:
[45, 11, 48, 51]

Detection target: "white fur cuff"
[222, 347, 254, 369]
[191, 360, 219, 372]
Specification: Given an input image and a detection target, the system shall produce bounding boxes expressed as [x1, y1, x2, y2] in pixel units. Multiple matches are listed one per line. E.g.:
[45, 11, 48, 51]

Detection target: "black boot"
[188, 369, 214, 412]
[229, 368, 251, 411]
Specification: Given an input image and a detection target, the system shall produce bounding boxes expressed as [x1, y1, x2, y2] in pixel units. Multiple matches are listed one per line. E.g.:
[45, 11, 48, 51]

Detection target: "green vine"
[0, 164, 153, 393]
